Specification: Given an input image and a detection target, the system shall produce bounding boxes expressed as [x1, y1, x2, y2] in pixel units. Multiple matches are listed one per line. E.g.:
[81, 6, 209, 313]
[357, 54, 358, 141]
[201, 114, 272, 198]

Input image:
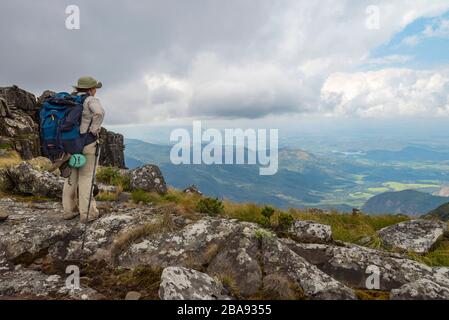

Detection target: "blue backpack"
[40, 92, 88, 161]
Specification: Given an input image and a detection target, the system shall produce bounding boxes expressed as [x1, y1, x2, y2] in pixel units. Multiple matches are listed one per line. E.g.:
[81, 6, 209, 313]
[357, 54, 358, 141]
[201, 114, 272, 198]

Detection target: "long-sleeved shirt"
[79, 95, 105, 135]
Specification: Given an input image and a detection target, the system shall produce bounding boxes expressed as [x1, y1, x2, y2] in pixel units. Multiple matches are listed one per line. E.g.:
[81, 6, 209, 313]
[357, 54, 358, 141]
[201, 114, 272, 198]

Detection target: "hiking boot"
[63, 211, 79, 220]
[80, 211, 100, 223]
[49, 153, 72, 172]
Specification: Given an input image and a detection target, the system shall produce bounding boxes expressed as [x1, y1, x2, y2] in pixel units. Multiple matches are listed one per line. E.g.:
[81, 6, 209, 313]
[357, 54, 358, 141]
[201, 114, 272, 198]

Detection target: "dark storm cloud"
[0, 0, 273, 92]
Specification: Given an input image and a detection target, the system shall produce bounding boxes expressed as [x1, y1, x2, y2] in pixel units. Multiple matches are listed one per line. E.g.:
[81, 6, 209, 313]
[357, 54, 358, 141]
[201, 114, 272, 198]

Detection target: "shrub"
[97, 167, 120, 184]
[278, 212, 294, 230]
[113, 174, 132, 191]
[196, 197, 224, 216]
[97, 167, 132, 191]
[261, 206, 275, 221]
[131, 189, 153, 204]
[254, 229, 275, 240]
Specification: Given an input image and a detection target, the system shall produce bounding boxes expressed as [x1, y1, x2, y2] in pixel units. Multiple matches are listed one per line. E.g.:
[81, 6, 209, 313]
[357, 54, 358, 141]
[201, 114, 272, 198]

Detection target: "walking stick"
[81, 141, 101, 251]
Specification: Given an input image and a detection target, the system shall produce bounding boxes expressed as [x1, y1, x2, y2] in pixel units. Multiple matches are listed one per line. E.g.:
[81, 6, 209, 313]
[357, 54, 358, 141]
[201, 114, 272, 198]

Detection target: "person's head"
[73, 76, 102, 96]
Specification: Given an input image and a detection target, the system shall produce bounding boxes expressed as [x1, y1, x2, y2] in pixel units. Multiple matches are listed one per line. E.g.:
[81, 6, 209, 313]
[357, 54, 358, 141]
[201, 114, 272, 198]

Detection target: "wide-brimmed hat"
[73, 76, 103, 90]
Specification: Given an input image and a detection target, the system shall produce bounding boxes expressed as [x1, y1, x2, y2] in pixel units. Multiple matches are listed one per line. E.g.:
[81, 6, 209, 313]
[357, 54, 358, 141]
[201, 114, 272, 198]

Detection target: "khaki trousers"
[63, 142, 99, 217]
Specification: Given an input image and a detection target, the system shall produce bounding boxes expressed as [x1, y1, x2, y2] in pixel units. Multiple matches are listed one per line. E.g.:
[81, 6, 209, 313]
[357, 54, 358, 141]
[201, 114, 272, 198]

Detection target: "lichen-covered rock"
[0, 109, 40, 160]
[0, 86, 40, 160]
[261, 237, 356, 300]
[287, 220, 332, 243]
[119, 217, 355, 300]
[0, 200, 76, 264]
[390, 279, 449, 300]
[0, 86, 38, 116]
[62, 204, 161, 261]
[0, 267, 101, 300]
[0, 162, 63, 198]
[129, 165, 167, 194]
[283, 239, 449, 291]
[118, 218, 241, 269]
[207, 224, 263, 297]
[159, 267, 230, 300]
[378, 220, 448, 254]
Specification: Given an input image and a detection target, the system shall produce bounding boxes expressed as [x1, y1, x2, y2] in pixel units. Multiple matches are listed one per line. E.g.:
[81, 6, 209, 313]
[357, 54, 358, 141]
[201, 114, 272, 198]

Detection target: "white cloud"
[2, 0, 449, 122]
[321, 68, 449, 117]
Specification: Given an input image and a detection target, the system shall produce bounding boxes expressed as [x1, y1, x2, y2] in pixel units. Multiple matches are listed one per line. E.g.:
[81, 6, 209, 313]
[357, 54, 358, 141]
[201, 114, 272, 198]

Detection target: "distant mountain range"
[124, 139, 449, 214]
[362, 190, 449, 216]
[364, 146, 449, 162]
[124, 139, 354, 210]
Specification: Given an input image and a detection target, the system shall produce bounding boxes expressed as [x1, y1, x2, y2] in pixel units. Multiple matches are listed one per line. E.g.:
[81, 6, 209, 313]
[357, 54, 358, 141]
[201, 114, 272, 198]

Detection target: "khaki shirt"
[79, 95, 105, 135]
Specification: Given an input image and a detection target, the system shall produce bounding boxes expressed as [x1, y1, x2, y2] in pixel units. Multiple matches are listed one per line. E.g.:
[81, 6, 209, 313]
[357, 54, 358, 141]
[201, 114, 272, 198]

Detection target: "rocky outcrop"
[0, 267, 101, 300]
[0, 86, 39, 118]
[378, 220, 448, 254]
[286, 220, 333, 243]
[390, 279, 449, 300]
[0, 86, 41, 160]
[99, 128, 126, 169]
[0, 86, 125, 167]
[129, 165, 167, 194]
[283, 239, 449, 291]
[1, 195, 449, 300]
[159, 267, 230, 300]
[0, 162, 64, 198]
[118, 218, 356, 300]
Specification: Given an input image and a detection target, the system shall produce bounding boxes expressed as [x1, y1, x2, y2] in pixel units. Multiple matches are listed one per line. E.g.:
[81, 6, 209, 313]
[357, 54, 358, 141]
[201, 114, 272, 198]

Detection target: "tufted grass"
[96, 185, 124, 202]
[96, 167, 132, 191]
[409, 235, 449, 267]
[0, 150, 21, 169]
[127, 189, 410, 246]
[285, 208, 409, 243]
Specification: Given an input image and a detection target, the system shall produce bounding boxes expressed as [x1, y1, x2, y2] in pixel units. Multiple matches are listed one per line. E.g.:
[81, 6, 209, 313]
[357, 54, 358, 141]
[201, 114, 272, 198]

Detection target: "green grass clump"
[96, 167, 132, 191]
[131, 189, 158, 204]
[196, 197, 224, 216]
[277, 212, 294, 230]
[286, 208, 409, 243]
[0, 150, 21, 169]
[261, 206, 275, 221]
[0, 143, 13, 150]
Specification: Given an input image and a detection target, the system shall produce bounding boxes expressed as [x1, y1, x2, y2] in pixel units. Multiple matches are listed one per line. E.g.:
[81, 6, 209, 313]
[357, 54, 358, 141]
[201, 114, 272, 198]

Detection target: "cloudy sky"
[1, 0, 449, 128]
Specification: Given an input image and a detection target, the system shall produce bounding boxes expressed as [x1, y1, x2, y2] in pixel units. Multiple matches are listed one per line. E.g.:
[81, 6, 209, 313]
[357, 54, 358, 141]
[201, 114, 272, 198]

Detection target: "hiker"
[62, 76, 105, 222]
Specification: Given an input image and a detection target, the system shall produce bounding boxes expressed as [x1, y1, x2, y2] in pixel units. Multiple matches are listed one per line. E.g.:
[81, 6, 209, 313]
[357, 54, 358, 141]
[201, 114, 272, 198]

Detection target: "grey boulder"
[159, 267, 230, 300]
[0, 162, 63, 198]
[378, 219, 448, 254]
[129, 165, 167, 195]
[287, 220, 333, 243]
[390, 279, 449, 300]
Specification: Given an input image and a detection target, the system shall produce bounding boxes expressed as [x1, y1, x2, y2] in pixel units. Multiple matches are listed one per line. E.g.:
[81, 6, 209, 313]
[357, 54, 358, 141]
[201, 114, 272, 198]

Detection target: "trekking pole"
[81, 141, 101, 251]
